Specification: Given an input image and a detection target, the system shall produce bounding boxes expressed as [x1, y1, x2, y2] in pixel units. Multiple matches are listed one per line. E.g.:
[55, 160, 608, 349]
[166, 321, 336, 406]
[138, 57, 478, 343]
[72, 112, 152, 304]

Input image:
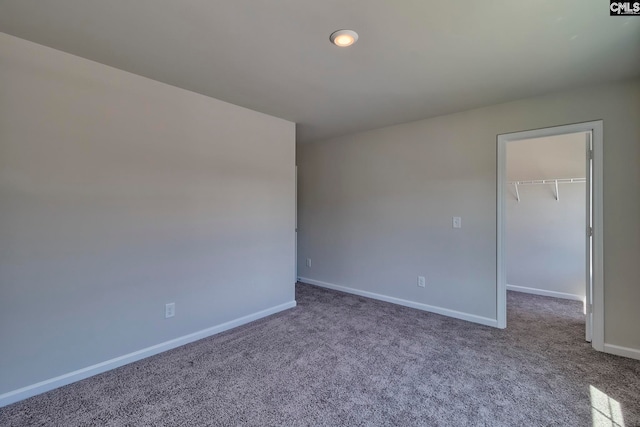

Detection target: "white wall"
[297, 77, 640, 353]
[0, 33, 296, 399]
[506, 135, 586, 300]
[506, 184, 586, 299]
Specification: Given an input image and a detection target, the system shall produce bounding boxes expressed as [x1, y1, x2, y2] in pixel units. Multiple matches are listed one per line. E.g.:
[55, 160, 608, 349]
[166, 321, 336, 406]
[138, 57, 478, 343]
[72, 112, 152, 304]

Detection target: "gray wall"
[506, 135, 586, 299]
[297, 77, 640, 351]
[0, 33, 295, 395]
[506, 184, 586, 298]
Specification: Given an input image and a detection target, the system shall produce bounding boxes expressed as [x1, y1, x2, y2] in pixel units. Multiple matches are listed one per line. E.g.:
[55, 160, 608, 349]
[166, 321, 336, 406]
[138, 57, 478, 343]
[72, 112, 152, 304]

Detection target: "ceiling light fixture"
[330, 29, 358, 47]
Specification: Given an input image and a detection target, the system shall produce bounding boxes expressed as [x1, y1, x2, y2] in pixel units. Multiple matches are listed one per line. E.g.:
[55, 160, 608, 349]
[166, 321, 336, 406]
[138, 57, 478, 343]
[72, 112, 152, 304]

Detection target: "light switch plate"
[453, 217, 462, 229]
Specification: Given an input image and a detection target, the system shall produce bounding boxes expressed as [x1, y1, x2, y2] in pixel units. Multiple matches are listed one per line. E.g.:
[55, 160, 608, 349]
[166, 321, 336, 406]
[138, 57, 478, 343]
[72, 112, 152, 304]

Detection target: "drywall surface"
[506, 134, 586, 299]
[297, 78, 640, 350]
[0, 33, 295, 395]
[506, 184, 586, 298]
[506, 133, 587, 181]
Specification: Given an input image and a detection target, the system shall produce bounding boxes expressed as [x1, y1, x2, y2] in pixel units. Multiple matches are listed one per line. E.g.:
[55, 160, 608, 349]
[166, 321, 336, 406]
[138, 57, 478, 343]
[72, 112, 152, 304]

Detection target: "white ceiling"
[1, 1, 639, 143]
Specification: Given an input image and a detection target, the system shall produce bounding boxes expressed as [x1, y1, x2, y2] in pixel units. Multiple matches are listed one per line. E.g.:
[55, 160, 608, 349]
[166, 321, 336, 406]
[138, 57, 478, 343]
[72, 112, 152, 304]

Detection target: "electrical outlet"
[453, 216, 462, 229]
[418, 276, 426, 288]
[165, 303, 175, 318]
[306, 258, 312, 267]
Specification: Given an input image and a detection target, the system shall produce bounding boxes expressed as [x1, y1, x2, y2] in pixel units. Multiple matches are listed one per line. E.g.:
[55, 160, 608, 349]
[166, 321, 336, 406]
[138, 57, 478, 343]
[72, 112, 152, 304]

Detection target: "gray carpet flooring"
[1, 283, 639, 426]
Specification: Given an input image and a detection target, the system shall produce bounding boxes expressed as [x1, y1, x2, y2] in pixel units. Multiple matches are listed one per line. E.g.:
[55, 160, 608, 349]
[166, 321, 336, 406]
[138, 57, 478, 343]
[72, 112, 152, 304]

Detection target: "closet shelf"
[507, 177, 586, 202]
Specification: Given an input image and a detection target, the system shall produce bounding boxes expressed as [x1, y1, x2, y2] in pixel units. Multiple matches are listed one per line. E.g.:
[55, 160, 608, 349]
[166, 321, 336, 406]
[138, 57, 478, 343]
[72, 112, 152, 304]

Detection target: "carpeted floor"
[1, 283, 639, 426]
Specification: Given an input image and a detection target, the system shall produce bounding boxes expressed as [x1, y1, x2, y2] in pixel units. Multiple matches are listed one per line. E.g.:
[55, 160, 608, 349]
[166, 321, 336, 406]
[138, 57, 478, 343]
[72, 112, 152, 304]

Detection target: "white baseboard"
[506, 284, 584, 302]
[0, 300, 296, 408]
[298, 277, 497, 328]
[604, 343, 640, 361]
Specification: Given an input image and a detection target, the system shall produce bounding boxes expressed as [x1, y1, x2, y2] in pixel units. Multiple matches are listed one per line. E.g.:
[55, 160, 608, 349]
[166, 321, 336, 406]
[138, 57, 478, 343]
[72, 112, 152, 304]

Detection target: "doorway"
[497, 121, 603, 351]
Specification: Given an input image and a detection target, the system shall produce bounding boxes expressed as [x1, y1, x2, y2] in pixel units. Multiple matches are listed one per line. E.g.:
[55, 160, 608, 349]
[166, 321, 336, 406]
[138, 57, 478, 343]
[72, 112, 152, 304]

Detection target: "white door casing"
[585, 132, 594, 343]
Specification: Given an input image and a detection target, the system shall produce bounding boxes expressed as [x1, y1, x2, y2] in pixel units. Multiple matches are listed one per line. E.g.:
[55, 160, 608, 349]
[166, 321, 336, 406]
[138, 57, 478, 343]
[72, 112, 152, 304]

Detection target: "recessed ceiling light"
[330, 30, 358, 47]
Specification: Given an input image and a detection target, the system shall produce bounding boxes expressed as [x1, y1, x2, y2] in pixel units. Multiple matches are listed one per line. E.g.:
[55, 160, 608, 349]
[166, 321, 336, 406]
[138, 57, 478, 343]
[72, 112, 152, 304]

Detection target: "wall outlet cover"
[165, 303, 175, 318]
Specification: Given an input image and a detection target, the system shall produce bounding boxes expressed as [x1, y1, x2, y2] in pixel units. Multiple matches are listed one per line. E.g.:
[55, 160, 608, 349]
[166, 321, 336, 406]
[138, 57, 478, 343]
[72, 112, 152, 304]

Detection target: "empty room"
[1, 1, 639, 426]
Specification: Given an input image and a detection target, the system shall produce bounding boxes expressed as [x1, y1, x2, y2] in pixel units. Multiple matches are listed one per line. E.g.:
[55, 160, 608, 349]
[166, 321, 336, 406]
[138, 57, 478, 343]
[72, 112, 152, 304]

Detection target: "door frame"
[496, 120, 604, 352]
